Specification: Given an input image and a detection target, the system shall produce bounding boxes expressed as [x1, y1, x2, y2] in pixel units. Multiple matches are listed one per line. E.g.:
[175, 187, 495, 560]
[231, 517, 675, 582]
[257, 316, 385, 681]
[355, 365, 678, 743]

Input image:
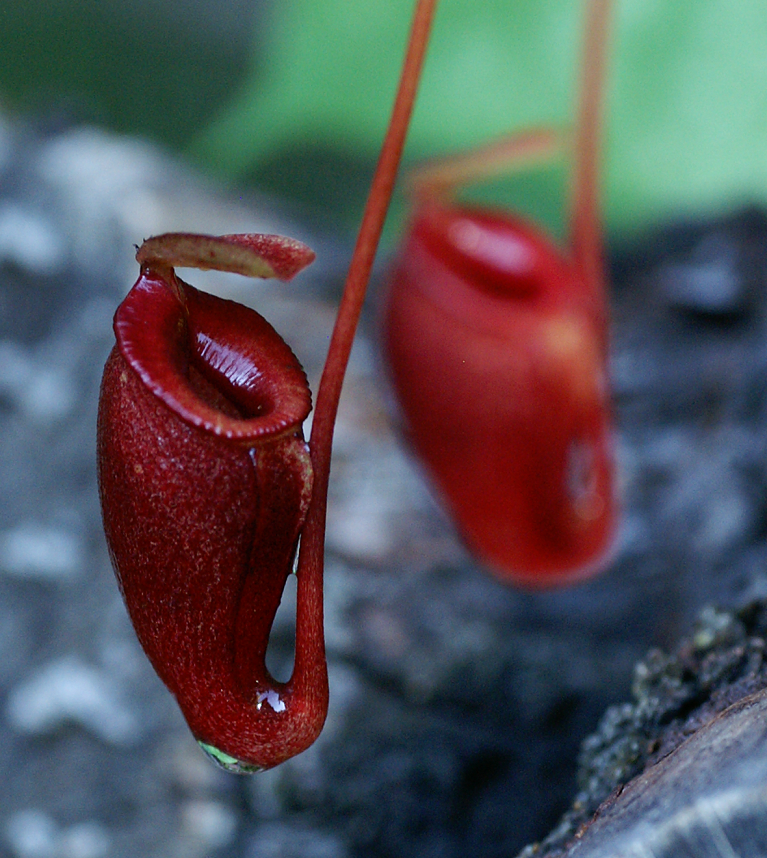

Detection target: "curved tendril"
[408, 127, 567, 202]
[291, 0, 439, 694]
[569, 0, 613, 304]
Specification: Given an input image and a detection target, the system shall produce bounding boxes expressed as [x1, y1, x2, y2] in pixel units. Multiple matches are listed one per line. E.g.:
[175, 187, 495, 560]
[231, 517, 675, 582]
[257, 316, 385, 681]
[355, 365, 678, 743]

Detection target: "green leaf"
[190, 0, 767, 236]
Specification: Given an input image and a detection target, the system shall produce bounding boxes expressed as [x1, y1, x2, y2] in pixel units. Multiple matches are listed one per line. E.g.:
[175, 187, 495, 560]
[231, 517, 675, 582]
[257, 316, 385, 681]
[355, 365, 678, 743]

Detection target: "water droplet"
[197, 741, 264, 775]
[256, 689, 286, 713]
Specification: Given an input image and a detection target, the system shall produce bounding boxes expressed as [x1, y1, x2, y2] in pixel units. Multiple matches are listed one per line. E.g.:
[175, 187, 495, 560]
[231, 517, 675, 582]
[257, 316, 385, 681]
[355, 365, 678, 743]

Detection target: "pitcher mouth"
[114, 267, 312, 443]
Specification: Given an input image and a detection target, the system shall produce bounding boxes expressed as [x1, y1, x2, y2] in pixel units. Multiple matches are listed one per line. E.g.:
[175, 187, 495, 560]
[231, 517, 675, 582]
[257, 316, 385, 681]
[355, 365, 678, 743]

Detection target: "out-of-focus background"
[5, 0, 767, 234]
[4, 1, 767, 857]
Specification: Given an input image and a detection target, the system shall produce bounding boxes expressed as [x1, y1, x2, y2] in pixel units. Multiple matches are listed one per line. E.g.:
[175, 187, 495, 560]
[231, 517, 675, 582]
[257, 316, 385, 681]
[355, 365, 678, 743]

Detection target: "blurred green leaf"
[0, 0, 253, 149]
[190, 0, 767, 236]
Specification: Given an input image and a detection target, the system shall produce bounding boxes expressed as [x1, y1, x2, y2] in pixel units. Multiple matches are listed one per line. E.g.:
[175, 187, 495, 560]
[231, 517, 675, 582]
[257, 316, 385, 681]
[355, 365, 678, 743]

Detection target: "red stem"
[292, 0, 438, 686]
[569, 0, 612, 300]
[408, 126, 566, 202]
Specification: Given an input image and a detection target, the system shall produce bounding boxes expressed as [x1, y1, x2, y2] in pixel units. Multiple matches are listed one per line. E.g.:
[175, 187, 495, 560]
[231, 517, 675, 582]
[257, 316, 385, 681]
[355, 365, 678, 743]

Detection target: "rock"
[5, 810, 111, 858]
[6, 655, 139, 745]
[558, 687, 767, 858]
[0, 523, 82, 582]
[521, 602, 767, 857]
